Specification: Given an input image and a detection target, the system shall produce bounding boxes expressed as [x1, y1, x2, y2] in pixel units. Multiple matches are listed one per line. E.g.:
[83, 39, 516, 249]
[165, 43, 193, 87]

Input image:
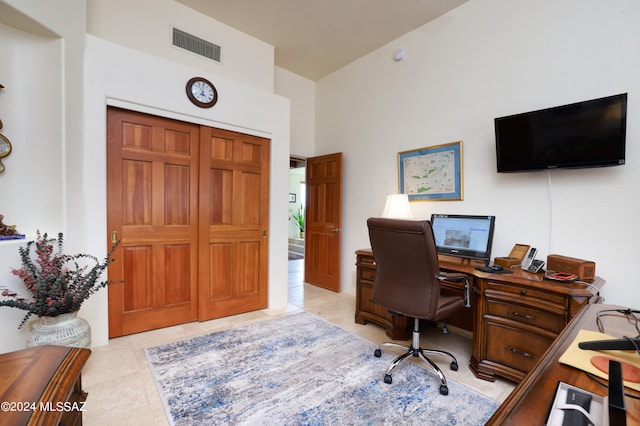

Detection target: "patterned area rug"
[145, 312, 498, 425]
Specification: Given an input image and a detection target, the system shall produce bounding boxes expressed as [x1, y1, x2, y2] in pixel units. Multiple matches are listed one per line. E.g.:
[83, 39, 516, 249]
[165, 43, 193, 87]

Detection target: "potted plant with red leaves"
[0, 231, 119, 347]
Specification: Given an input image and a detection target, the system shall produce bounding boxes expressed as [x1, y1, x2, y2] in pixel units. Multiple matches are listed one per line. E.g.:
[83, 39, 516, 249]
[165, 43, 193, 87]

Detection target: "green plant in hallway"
[291, 205, 305, 238]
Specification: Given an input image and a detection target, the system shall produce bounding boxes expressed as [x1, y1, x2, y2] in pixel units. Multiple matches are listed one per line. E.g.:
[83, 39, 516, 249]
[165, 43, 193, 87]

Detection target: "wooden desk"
[355, 249, 604, 382]
[488, 303, 640, 425]
[0, 345, 91, 426]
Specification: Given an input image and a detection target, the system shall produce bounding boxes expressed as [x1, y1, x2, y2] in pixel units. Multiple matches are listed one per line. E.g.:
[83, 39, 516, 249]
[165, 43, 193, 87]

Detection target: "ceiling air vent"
[172, 28, 221, 62]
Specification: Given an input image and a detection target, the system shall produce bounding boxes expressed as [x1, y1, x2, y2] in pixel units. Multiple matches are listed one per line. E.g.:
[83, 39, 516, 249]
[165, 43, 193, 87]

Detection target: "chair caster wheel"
[450, 361, 458, 371]
[384, 374, 393, 384]
[439, 384, 449, 395]
[374, 349, 382, 357]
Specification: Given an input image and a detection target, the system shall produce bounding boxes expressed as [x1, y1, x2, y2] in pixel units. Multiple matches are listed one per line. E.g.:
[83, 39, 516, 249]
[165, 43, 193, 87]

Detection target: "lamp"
[381, 193, 413, 219]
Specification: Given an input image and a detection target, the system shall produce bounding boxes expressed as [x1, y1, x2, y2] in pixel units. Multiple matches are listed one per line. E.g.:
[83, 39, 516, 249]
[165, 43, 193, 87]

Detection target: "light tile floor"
[82, 259, 515, 425]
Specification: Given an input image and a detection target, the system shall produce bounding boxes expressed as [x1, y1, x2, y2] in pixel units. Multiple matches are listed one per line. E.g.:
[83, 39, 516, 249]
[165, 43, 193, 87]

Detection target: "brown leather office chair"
[367, 217, 470, 395]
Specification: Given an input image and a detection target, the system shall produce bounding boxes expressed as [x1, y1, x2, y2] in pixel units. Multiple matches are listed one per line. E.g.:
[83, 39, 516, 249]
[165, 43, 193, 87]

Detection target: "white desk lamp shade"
[381, 194, 413, 218]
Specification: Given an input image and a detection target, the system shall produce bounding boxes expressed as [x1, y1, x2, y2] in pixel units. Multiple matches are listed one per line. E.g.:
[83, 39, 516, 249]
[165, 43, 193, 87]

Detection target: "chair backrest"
[367, 217, 441, 319]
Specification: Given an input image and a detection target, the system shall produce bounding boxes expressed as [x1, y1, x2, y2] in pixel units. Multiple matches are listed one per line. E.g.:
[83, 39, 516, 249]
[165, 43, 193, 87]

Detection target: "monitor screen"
[430, 214, 495, 261]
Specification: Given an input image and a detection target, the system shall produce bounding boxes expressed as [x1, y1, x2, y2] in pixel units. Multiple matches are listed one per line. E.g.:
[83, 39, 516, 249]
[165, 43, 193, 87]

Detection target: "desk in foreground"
[487, 304, 640, 425]
[0, 345, 91, 426]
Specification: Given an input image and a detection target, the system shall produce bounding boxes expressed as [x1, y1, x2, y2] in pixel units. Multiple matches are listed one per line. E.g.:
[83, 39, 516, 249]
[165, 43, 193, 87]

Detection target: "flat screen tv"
[495, 93, 627, 172]
[430, 214, 495, 262]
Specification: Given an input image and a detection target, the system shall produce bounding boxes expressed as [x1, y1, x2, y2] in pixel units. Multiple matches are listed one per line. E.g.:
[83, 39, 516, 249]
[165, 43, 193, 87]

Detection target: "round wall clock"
[185, 77, 218, 108]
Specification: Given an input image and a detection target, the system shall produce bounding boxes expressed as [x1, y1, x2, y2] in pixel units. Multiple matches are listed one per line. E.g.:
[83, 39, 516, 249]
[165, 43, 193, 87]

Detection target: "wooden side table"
[0, 345, 91, 426]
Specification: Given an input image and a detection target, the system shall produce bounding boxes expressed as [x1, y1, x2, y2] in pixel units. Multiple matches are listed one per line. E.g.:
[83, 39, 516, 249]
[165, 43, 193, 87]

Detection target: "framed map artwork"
[397, 141, 463, 201]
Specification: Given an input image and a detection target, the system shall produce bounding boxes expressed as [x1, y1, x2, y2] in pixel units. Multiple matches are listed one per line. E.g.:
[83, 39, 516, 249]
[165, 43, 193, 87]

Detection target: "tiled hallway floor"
[81, 259, 514, 425]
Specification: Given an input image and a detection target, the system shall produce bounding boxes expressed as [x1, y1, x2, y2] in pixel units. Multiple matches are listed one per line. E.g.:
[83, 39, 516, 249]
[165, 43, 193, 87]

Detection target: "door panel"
[107, 107, 199, 337]
[164, 244, 192, 304]
[305, 152, 343, 292]
[198, 127, 270, 320]
[122, 246, 152, 311]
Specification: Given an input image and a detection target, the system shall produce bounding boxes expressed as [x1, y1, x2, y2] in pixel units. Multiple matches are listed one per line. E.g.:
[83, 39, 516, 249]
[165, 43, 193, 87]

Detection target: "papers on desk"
[559, 329, 640, 392]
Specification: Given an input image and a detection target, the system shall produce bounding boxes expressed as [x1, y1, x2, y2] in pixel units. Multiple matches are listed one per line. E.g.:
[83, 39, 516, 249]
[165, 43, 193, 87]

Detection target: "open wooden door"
[304, 152, 343, 292]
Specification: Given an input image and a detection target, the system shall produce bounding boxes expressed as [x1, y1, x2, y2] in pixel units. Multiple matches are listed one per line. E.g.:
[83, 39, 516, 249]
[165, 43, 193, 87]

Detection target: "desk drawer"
[359, 267, 375, 282]
[486, 322, 554, 374]
[486, 299, 564, 333]
[486, 281, 565, 306]
[357, 254, 376, 267]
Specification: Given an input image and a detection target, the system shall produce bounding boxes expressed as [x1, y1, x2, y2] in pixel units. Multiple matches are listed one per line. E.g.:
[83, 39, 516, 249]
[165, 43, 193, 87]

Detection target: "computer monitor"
[430, 214, 496, 263]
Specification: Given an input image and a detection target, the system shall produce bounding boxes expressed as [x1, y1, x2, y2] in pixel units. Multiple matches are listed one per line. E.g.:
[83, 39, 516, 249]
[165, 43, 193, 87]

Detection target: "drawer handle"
[507, 310, 537, 321]
[506, 346, 535, 359]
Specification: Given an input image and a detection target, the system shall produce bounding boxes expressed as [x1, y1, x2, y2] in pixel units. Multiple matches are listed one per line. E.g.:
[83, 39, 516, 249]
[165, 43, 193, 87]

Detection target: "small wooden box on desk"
[355, 248, 605, 383]
[0, 345, 91, 426]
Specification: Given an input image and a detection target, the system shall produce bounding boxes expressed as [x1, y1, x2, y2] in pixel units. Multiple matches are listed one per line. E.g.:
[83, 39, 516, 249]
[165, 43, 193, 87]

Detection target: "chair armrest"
[438, 272, 471, 308]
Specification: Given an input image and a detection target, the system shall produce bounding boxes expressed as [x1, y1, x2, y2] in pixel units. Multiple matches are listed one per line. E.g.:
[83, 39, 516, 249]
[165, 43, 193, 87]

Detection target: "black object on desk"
[609, 359, 627, 426]
[475, 265, 514, 274]
[562, 388, 592, 426]
[578, 338, 640, 351]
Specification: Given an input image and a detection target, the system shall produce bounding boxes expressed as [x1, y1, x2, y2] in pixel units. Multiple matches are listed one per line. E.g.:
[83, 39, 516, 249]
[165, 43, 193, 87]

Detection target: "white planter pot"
[27, 311, 91, 348]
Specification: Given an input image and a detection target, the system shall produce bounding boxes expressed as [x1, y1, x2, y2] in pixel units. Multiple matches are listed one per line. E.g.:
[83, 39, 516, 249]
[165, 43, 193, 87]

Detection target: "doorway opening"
[289, 152, 343, 292]
[289, 157, 306, 307]
[288, 157, 306, 261]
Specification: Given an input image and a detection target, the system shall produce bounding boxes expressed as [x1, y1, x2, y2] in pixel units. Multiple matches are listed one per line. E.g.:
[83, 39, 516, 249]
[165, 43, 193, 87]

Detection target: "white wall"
[275, 66, 316, 158]
[87, 0, 275, 93]
[0, 0, 87, 351]
[316, 0, 640, 308]
[0, 23, 64, 236]
[0, 0, 290, 353]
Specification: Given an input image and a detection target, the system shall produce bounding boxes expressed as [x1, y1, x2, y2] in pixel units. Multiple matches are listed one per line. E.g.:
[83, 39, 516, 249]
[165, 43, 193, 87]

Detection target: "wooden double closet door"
[106, 107, 270, 338]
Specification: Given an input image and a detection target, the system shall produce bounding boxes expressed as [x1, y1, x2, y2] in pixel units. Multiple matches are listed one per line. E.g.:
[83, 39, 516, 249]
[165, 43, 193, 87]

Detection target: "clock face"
[186, 77, 218, 108]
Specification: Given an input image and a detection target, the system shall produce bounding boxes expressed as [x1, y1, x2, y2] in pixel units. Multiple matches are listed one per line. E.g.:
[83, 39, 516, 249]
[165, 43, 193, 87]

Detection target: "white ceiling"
[176, 0, 468, 81]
